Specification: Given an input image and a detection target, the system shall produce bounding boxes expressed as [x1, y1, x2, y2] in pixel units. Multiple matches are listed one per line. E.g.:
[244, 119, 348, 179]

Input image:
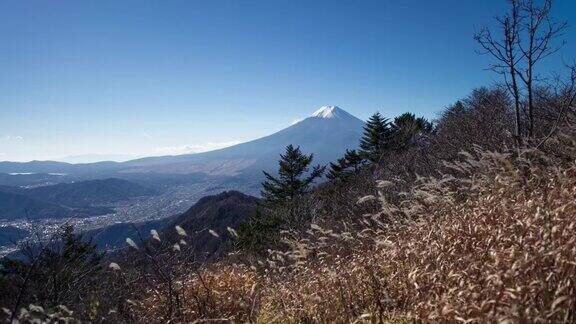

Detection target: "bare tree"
[517, 0, 567, 137]
[475, 0, 523, 146]
[475, 0, 569, 143]
[535, 63, 576, 146]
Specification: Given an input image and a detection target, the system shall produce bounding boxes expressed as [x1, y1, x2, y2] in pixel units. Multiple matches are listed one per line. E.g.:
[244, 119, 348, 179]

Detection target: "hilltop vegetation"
[139, 132, 576, 323]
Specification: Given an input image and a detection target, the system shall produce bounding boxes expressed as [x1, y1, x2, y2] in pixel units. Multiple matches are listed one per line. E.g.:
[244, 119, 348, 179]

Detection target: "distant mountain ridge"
[0, 160, 120, 175]
[0, 106, 365, 179]
[0, 178, 155, 221]
[25, 178, 156, 207]
[0, 190, 74, 220]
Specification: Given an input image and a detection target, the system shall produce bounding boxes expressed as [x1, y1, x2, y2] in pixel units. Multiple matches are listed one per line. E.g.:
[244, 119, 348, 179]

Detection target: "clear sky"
[1, 0, 575, 162]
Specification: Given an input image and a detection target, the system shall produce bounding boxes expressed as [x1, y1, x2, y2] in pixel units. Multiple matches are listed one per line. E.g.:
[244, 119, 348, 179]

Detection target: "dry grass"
[136, 134, 576, 323]
[139, 264, 259, 322]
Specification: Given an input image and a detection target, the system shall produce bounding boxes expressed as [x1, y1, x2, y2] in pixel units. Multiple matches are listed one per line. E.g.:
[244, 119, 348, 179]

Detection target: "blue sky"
[1, 0, 575, 162]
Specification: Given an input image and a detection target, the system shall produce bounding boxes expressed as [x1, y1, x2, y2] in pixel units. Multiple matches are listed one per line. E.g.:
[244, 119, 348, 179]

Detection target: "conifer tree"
[327, 158, 347, 180]
[359, 112, 391, 163]
[344, 149, 364, 171]
[261, 145, 325, 206]
[327, 149, 365, 181]
[389, 112, 433, 151]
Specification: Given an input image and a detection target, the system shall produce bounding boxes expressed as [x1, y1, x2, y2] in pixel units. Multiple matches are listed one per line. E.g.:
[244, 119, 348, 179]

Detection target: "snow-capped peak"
[311, 106, 351, 119]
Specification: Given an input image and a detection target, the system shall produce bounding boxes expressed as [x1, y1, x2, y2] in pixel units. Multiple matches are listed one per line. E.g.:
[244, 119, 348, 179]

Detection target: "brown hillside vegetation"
[137, 131, 576, 323]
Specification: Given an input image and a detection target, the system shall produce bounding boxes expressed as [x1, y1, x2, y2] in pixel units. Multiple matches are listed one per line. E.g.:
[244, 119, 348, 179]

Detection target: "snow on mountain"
[310, 106, 355, 119]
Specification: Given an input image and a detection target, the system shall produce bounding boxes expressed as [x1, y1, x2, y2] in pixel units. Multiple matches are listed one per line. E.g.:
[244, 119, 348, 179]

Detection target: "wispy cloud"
[1, 135, 24, 141]
[156, 140, 242, 155]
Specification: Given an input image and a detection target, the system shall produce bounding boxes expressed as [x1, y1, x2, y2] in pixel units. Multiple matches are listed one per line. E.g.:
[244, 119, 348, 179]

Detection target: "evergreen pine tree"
[327, 149, 365, 181]
[359, 112, 391, 163]
[389, 112, 434, 151]
[344, 149, 364, 171]
[261, 145, 325, 206]
[327, 158, 347, 180]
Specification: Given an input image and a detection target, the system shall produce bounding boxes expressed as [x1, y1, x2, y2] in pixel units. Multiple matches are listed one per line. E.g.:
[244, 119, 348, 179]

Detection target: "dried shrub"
[124, 128, 576, 323]
[133, 134, 576, 322]
[139, 264, 259, 322]
[257, 136, 576, 322]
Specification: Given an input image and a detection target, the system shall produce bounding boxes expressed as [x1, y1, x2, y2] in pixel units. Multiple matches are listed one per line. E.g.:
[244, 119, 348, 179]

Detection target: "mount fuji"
[120, 106, 365, 176]
[0, 106, 365, 183]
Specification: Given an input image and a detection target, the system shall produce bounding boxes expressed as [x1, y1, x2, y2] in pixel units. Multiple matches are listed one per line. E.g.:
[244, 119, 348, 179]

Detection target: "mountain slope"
[0, 184, 118, 221]
[0, 178, 154, 221]
[25, 178, 157, 207]
[0, 190, 74, 220]
[165, 191, 259, 257]
[84, 217, 172, 251]
[122, 106, 365, 176]
[82, 191, 257, 253]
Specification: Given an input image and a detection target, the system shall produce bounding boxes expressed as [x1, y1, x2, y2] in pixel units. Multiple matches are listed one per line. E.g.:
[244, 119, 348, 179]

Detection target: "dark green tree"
[343, 149, 365, 171]
[327, 158, 347, 180]
[389, 113, 433, 151]
[236, 209, 282, 255]
[327, 149, 365, 181]
[261, 145, 325, 206]
[359, 112, 392, 163]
